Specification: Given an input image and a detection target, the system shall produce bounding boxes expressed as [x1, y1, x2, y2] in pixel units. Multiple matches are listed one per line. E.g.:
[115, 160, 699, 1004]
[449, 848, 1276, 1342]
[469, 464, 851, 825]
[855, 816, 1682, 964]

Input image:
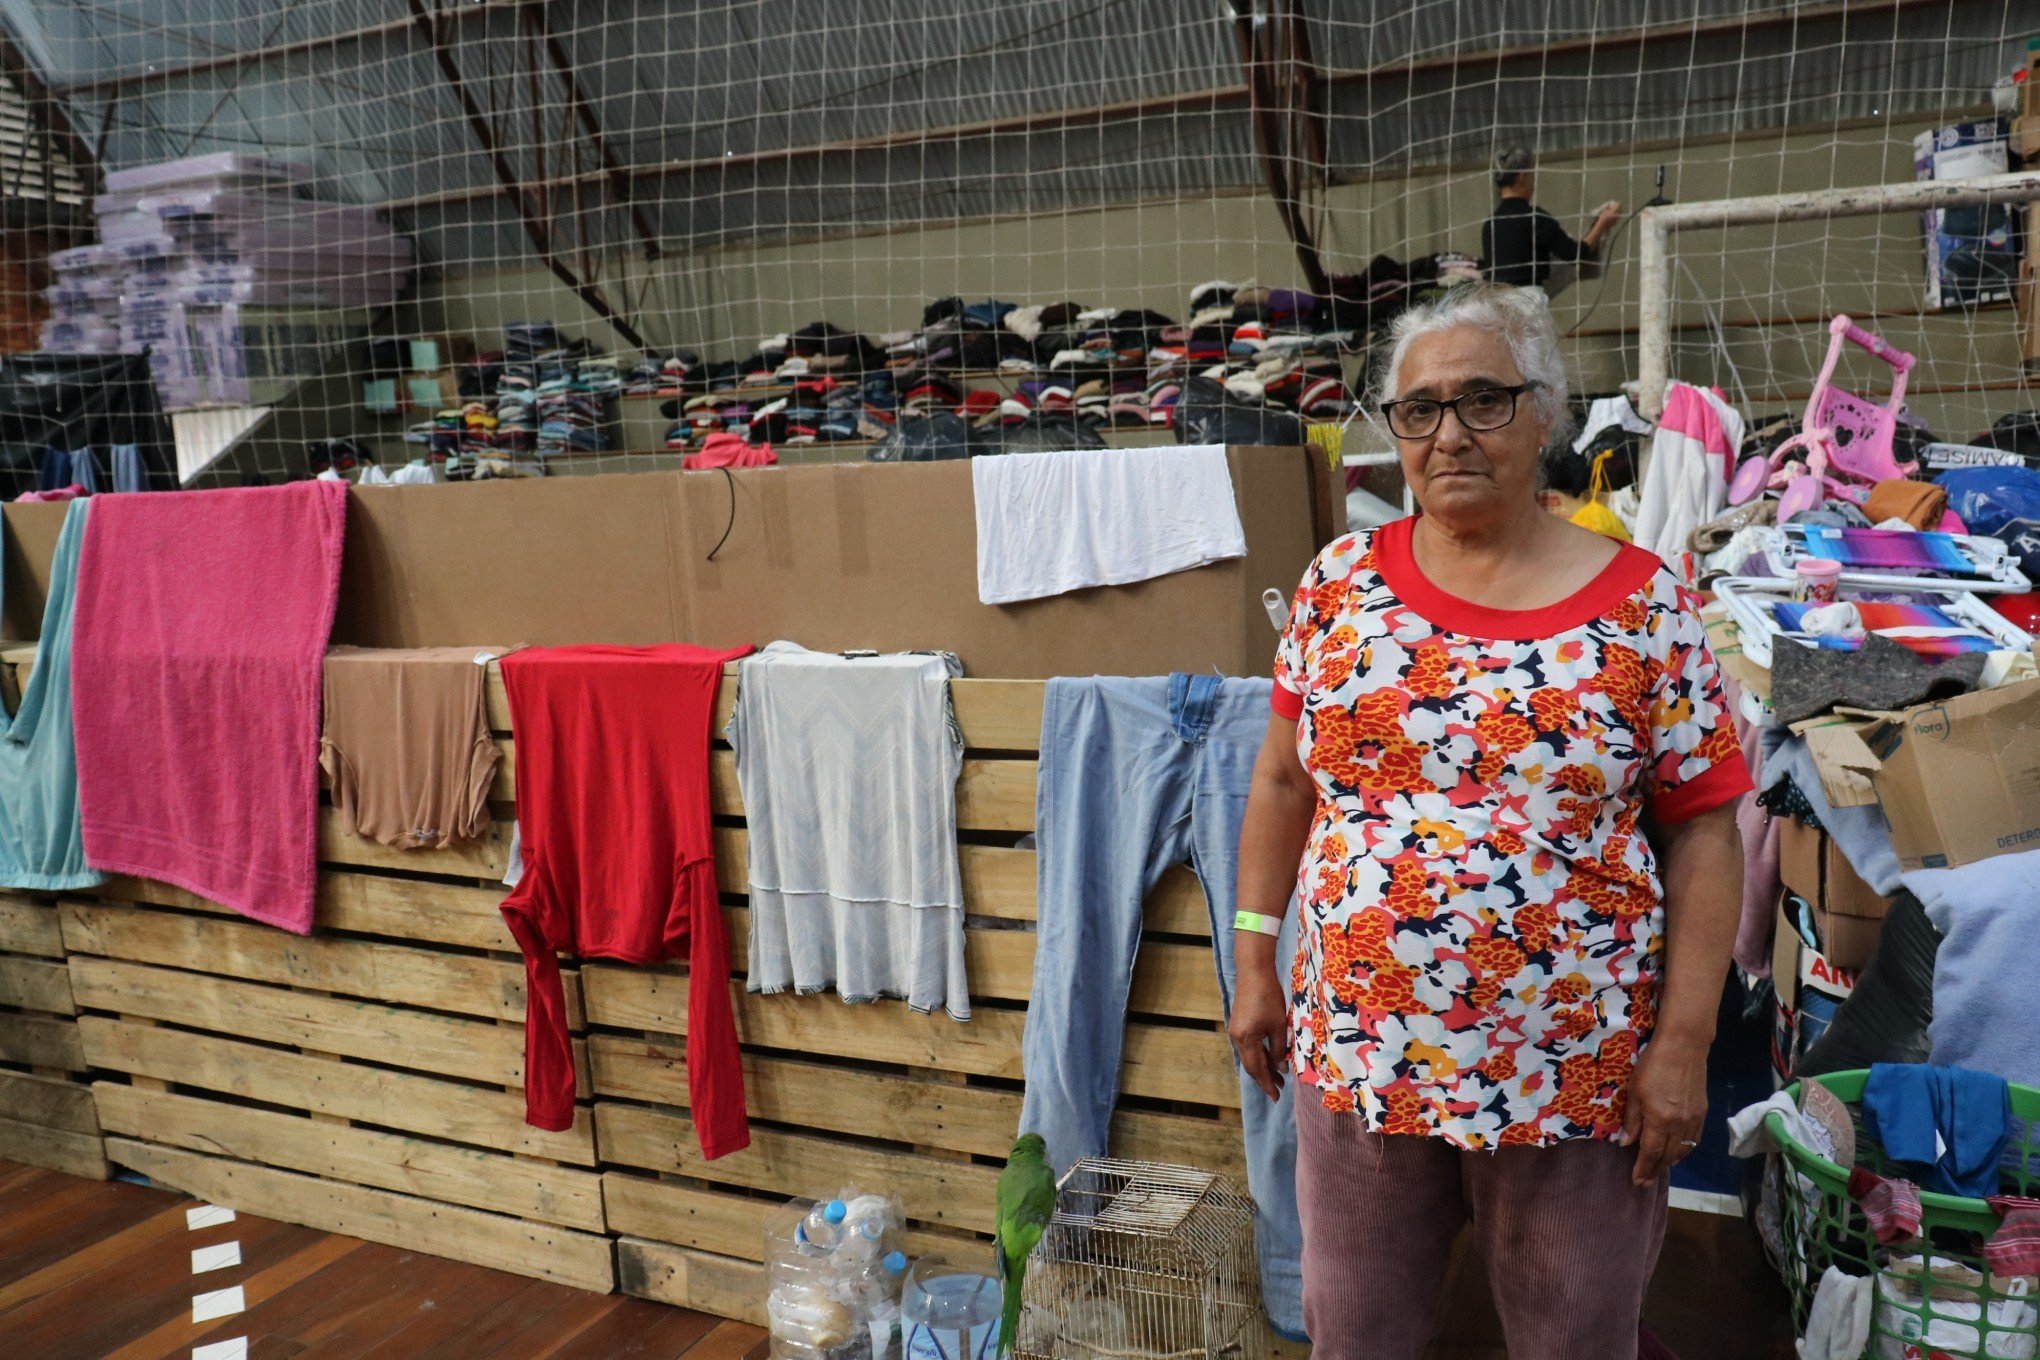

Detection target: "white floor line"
[190, 1285, 245, 1324]
[191, 1242, 241, 1274]
[1669, 1187, 1744, 1217]
[185, 1205, 236, 1230]
[192, 1339, 249, 1360]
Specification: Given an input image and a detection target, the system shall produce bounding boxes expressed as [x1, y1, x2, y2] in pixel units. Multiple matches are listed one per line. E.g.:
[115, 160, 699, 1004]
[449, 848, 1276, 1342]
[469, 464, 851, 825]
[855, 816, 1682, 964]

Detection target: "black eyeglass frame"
[1378, 381, 1541, 441]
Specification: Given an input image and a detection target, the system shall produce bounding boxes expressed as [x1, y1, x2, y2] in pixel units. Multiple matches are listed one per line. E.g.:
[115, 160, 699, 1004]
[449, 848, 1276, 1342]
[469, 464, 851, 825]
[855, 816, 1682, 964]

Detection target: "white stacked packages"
[41, 152, 413, 411]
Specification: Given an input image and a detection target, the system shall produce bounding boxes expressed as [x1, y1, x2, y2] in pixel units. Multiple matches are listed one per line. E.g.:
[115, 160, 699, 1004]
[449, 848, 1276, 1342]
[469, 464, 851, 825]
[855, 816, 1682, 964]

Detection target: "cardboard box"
[1771, 895, 1803, 1008]
[1777, 816, 1822, 906]
[1795, 921, 1858, 1006]
[1775, 817, 1893, 969]
[1704, 605, 1771, 704]
[2014, 115, 2040, 160]
[1817, 910, 1885, 973]
[1852, 679, 2040, 871]
[1914, 119, 2022, 310]
[1769, 895, 1857, 1076]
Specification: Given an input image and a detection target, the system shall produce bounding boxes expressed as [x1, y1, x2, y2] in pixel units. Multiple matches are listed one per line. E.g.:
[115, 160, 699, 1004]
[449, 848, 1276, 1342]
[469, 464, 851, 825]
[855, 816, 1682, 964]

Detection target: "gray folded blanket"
[1768, 633, 1987, 726]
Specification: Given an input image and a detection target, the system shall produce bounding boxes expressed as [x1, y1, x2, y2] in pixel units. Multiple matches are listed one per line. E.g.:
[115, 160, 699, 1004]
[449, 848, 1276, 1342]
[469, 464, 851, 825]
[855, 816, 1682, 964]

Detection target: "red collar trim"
[1371, 516, 1663, 641]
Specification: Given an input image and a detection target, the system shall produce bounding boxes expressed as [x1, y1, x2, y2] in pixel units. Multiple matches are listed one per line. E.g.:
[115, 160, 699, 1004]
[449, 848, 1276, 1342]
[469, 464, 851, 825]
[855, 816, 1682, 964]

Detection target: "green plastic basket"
[1769, 1070, 2040, 1358]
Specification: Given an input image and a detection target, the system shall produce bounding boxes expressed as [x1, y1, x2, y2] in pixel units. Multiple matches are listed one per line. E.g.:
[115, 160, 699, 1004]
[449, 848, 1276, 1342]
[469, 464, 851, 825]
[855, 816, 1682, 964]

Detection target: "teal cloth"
[0, 500, 105, 889]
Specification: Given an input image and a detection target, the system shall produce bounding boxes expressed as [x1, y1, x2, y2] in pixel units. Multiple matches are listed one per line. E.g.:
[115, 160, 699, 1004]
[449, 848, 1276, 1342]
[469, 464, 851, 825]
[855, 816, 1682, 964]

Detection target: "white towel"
[1727, 1091, 1812, 1158]
[1798, 1268, 1872, 1360]
[970, 444, 1247, 605]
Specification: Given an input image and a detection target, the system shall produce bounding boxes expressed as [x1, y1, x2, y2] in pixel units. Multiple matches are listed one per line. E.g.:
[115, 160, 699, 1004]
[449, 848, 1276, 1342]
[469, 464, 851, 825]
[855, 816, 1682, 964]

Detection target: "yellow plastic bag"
[1568, 448, 1631, 542]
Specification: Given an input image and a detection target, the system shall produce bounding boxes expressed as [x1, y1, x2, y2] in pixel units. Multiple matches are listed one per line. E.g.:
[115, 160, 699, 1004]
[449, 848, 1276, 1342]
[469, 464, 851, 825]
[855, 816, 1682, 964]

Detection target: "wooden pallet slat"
[58, 901, 579, 1027]
[595, 1102, 1001, 1234]
[68, 957, 587, 1093]
[0, 953, 75, 1015]
[106, 1137, 615, 1292]
[601, 1173, 976, 1265]
[582, 971, 1238, 1108]
[616, 1236, 763, 1326]
[703, 749, 1035, 832]
[719, 906, 1219, 1021]
[494, 665, 1045, 754]
[95, 1084, 604, 1231]
[101, 871, 515, 953]
[0, 1113, 108, 1179]
[318, 806, 509, 878]
[79, 1017, 594, 1164]
[0, 893, 63, 957]
[0, 1010, 84, 1070]
[710, 833, 1214, 936]
[588, 1035, 1247, 1175]
[0, 1067, 100, 1133]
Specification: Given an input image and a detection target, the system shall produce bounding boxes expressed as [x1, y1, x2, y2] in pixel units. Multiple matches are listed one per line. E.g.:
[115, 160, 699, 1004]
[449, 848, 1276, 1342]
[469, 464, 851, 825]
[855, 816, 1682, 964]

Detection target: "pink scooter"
[1727, 314, 1918, 520]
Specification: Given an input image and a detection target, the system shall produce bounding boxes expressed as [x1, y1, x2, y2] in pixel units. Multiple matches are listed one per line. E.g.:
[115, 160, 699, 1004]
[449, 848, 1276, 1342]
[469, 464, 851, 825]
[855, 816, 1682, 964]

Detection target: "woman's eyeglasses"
[1379, 382, 1539, 441]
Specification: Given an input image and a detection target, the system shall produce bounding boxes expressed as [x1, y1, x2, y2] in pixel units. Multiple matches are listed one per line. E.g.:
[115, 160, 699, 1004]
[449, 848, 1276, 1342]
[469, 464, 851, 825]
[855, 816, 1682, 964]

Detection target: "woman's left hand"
[1621, 1035, 1709, 1187]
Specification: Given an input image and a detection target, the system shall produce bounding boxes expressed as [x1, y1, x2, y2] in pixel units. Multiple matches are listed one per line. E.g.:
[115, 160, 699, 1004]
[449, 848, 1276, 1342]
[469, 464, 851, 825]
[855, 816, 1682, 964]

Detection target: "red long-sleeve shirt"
[499, 643, 752, 1157]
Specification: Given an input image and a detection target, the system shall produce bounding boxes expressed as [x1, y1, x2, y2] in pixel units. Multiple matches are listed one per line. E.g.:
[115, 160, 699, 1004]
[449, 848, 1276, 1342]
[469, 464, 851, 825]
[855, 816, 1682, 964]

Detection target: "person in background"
[1228, 283, 1748, 1360]
[1482, 147, 1623, 294]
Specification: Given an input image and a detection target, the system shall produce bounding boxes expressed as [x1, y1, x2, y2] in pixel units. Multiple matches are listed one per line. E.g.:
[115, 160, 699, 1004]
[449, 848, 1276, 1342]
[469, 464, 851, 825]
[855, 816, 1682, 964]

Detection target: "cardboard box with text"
[1860, 679, 2040, 871]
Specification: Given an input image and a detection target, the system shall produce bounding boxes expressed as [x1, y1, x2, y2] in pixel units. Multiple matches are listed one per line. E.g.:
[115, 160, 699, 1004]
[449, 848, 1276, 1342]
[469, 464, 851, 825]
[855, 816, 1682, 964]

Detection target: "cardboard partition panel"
[3, 446, 1334, 678]
[329, 445, 1334, 678]
[1, 500, 67, 640]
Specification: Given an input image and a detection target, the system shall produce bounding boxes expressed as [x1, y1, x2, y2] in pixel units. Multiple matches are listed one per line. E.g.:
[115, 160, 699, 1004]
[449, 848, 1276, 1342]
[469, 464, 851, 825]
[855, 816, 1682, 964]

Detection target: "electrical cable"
[1563, 164, 1671, 339]
[706, 466, 737, 561]
[1560, 205, 1640, 339]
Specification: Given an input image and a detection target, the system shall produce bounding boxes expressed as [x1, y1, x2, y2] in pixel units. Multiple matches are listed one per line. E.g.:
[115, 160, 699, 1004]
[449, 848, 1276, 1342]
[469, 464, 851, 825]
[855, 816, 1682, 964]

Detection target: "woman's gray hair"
[1371, 283, 1573, 447]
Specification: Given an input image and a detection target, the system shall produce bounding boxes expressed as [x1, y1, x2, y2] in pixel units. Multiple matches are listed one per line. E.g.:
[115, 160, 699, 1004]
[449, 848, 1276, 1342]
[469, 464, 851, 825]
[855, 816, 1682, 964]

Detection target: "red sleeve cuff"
[1650, 754, 1754, 823]
[1271, 681, 1305, 720]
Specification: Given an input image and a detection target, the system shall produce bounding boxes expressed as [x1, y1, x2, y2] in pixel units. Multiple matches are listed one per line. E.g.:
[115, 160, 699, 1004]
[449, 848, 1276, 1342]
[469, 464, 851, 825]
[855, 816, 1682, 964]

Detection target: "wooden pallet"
[62, 786, 613, 1291]
[0, 649, 108, 1180]
[0, 890, 107, 1180]
[22, 651, 1288, 1347]
[585, 668, 1291, 1354]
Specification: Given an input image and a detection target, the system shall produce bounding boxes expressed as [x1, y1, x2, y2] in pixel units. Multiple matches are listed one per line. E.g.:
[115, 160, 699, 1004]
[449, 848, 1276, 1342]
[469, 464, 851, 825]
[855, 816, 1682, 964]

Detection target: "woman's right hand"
[1228, 963, 1290, 1102]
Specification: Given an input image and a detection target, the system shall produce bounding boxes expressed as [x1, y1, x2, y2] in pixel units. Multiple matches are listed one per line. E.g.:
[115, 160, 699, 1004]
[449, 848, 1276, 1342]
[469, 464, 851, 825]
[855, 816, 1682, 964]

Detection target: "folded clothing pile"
[653, 273, 1412, 451]
[535, 381, 608, 457]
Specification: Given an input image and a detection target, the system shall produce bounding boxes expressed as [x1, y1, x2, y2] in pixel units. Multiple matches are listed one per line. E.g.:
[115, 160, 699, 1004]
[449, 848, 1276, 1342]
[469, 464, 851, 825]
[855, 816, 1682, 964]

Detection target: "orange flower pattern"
[1271, 523, 1749, 1150]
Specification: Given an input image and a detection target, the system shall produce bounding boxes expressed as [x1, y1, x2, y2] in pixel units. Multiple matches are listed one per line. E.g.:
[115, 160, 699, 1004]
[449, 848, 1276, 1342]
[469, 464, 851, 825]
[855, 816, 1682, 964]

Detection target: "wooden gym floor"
[0, 1160, 767, 1359]
[0, 1158, 1794, 1358]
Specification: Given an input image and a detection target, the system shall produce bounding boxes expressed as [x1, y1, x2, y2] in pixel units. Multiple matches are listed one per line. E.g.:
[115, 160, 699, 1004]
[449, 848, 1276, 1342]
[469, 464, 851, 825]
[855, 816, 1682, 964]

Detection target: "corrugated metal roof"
[0, 0, 2027, 266]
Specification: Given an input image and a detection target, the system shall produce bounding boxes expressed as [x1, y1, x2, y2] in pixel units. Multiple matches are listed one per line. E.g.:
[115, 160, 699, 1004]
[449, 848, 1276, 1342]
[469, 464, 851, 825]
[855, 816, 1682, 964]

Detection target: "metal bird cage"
[1012, 1158, 1259, 1360]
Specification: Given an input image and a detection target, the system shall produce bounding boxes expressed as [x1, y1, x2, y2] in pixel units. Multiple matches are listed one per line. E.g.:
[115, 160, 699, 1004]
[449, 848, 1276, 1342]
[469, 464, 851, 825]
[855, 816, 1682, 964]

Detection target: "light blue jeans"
[1019, 674, 1305, 1340]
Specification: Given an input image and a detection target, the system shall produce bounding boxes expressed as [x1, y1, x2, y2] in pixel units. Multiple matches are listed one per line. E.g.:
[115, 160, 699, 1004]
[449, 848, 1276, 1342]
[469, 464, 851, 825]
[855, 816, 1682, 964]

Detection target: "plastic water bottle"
[864, 1251, 909, 1360]
[902, 1256, 1002, 1360]
[797, 1199, 849, 1254]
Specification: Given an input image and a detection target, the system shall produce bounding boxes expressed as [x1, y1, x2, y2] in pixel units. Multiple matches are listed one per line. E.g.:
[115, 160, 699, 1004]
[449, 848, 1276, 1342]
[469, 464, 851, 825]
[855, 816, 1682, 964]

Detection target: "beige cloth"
[320, 646, 501, 850]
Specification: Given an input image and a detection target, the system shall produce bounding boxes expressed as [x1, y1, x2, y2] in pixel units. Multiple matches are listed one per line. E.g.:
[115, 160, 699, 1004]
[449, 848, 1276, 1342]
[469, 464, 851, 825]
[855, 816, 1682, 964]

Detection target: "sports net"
[0, 1, 2031, 488]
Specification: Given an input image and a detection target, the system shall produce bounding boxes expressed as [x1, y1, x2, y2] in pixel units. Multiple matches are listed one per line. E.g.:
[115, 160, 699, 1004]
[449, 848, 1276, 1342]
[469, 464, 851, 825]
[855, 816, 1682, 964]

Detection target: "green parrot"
[993, 1133, 1056, 1359]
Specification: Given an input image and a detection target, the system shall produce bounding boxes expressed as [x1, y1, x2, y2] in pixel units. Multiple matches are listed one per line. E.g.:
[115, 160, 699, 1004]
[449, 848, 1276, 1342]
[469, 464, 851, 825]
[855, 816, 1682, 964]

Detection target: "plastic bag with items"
[866, 412, 982, 462]
[1170, 375, 1304, 447]
[766, 1190, 910, 1360]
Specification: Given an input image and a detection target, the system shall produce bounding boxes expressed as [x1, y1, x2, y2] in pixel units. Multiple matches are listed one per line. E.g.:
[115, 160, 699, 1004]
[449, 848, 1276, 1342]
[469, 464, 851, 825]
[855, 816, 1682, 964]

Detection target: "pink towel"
[73, 481, 348, 933]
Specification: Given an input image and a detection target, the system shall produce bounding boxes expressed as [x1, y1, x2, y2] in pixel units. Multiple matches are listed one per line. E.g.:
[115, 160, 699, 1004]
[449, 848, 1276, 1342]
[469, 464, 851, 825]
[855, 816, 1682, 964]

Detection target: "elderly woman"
[1229, 284, 1748, 1360]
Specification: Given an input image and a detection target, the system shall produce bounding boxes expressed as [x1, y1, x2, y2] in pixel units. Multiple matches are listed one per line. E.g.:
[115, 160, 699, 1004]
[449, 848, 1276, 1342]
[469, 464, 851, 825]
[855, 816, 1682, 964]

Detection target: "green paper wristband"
[1234, 910, 1283, 936]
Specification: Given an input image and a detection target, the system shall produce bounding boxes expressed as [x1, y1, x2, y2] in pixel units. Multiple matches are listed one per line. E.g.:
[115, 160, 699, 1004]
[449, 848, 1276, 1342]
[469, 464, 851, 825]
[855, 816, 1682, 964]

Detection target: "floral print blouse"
[1272, 516, 1751, 1150]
